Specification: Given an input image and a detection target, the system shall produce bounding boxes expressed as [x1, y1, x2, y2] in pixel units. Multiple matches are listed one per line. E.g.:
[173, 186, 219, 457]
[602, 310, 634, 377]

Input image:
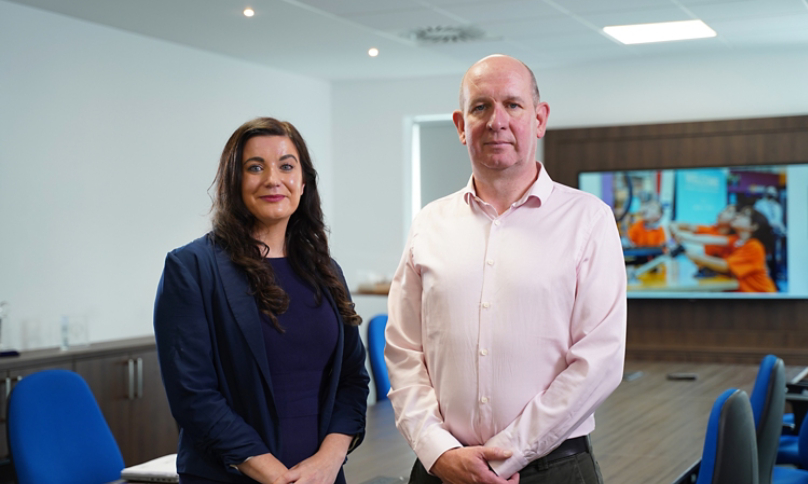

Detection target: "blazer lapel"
[214, 245, 275, 399]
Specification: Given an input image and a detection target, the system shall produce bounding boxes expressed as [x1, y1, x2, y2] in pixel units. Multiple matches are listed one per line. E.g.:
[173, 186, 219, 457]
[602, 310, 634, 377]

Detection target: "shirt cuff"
[485, 433, 529, 479]
[488, 455, 528, 480]
[413, 426, 464, 474]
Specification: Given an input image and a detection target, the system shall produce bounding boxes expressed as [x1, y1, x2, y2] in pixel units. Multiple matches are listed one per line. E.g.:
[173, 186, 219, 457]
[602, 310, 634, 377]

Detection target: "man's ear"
[452, 110, 467, 145]
[535, 102, 550, 139]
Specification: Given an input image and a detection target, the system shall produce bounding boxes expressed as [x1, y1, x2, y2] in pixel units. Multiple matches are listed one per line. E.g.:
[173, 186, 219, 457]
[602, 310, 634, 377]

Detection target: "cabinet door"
[127, 349, 178, 464]
[75, 351, 178, 466]
[75, 354, 136, 464]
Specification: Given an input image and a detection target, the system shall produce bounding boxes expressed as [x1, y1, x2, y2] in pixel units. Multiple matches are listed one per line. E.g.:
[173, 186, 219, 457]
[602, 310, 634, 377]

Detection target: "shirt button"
[480, 349, 488, 356]
[486, 259, 494, 265]
[482, 302, 491, 308]
[494, 220, 501, 226]
[481, 397, 489, 404]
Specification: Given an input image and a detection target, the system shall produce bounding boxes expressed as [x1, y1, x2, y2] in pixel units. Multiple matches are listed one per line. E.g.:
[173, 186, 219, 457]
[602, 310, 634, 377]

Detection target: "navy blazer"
[154, 235, 369, 483]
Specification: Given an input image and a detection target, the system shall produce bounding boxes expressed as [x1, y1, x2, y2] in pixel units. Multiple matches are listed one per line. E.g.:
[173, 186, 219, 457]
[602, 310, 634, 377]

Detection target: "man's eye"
[472, 105, 485, 112]
[508, 103, 520, 109]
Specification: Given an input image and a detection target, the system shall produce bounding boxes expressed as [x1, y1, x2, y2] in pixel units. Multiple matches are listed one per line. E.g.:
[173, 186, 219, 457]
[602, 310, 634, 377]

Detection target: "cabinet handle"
[128, 358, 135, 400]
[136, 357, 143, 399]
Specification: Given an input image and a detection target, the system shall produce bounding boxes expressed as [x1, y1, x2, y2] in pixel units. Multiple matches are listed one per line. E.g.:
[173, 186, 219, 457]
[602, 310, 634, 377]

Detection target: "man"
[384, 55, 626, 484]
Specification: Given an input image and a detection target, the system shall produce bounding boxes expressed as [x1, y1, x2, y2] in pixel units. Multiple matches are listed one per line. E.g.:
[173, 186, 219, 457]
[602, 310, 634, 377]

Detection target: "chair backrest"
[750, 354, 785, 484]
[696, 389, 759, 484]
[367, 314, 390, 401]
[797, 406, 808, 468]
[7, 369, 125, 484]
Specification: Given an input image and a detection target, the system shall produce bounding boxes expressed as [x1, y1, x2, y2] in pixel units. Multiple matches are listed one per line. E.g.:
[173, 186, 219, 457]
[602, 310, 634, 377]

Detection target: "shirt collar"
[462, 162, 554, 208]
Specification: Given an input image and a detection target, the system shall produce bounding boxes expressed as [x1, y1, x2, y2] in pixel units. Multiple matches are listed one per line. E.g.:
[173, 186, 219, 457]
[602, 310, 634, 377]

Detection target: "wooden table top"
[344, 360, 806, 484]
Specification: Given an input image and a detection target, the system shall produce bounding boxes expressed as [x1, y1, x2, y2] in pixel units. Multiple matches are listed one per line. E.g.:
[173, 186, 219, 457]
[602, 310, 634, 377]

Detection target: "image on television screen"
[579, 164, 808, 299]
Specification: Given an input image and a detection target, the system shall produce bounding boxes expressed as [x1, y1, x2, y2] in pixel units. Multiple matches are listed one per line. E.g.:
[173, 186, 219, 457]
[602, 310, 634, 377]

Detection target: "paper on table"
[120, 453, 178, 483]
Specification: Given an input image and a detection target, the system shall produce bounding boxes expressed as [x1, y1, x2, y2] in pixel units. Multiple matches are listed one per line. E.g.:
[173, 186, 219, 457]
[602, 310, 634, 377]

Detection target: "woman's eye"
[246, 164, 262, 173]
[281, 163, 294, 171]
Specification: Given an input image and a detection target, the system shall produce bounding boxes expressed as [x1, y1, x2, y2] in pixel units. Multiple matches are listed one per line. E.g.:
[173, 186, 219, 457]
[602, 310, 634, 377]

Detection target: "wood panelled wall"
[543, 115, 808, 365]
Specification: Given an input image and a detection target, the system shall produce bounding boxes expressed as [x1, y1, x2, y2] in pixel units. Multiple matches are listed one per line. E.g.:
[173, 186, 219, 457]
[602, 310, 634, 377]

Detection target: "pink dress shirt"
[385, 163, 626, 478]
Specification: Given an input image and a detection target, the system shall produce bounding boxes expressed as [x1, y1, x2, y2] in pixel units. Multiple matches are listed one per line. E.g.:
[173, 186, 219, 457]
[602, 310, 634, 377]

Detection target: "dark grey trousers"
[408, 442, 604, 484]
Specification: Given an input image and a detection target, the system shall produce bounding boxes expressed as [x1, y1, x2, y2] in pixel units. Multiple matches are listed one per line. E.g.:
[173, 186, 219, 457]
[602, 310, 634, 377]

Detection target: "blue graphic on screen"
[674, 169, 727, 225]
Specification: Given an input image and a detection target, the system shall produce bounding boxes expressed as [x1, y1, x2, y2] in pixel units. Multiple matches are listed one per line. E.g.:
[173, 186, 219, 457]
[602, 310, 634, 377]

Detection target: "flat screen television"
[578, 163, 808, 299]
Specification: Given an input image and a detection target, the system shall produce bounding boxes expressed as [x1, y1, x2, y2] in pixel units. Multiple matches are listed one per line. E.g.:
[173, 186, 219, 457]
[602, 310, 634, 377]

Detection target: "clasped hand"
[270, 450, 344, 484]
[431, 446, 520, 484]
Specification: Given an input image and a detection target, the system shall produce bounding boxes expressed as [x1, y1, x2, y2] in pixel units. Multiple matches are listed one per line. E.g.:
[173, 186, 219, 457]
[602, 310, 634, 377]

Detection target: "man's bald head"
[458, 55, 540, 111]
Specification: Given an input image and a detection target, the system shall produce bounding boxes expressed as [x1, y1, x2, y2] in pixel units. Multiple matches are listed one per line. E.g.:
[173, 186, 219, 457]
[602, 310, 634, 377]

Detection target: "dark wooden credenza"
[0, 336, 178, 469]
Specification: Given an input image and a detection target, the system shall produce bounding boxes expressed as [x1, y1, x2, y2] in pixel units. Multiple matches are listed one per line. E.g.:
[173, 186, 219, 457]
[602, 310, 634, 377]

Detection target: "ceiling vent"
[405, 25, 487, 44]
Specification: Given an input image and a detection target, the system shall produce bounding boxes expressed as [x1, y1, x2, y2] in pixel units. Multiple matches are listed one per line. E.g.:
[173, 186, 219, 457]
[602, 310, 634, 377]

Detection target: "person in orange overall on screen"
[671, 204, 737, 258]
[679, 208, 777, 292]
[627, 200, 666, 246]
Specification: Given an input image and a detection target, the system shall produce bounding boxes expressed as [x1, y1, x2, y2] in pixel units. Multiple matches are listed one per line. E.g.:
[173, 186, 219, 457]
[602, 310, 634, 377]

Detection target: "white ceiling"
[7, 0, 808, 80]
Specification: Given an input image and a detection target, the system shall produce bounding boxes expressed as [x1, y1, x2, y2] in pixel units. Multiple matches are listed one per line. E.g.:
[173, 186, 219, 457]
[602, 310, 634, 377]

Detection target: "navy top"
[261, 257, 339, 468]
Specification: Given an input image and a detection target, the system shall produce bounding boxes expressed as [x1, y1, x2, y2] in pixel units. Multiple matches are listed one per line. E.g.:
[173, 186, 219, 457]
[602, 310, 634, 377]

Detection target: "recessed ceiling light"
[243, 7, 255, 18]
[368, 47, 379, 57]
[603, 19, 716, 45]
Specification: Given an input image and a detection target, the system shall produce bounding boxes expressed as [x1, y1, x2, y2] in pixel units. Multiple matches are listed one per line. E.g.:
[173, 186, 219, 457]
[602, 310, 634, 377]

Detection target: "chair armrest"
[671, 460, 700, 484]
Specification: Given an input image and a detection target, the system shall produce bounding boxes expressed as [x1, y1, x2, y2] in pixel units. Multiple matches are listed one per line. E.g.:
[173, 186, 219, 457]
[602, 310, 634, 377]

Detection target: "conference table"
[627, 255, 740, 292]
[344, 361, 807, 484]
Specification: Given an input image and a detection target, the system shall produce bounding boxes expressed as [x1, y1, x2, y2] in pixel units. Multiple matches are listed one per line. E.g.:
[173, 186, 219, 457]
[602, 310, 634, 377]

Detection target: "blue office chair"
[751, 355, 786, 484]
[772, 415, 808, 483]
[367, 314, 390, 401]
[779, 382, 808, 465]
[7, 369, 125, 484]
[778, 412, 808, 466]
[696, 388, 759, 484]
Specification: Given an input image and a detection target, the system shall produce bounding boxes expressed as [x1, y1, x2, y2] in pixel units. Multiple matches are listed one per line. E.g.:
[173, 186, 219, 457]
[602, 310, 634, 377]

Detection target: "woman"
[154, 117, 369, 484]
[678, 207, 777, 292]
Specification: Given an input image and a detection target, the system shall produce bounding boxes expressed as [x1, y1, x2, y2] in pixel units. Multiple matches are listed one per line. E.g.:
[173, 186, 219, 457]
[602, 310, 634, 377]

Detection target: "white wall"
[419, 120, 470, 207]
[0, 1, 333, 349]
[330, 47, 808, 293]
[330, 76, 459, 289]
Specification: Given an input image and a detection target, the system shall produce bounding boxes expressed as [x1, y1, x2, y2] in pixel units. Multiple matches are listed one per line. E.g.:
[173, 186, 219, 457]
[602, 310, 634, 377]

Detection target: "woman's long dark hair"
[211, 117, 361, 331]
